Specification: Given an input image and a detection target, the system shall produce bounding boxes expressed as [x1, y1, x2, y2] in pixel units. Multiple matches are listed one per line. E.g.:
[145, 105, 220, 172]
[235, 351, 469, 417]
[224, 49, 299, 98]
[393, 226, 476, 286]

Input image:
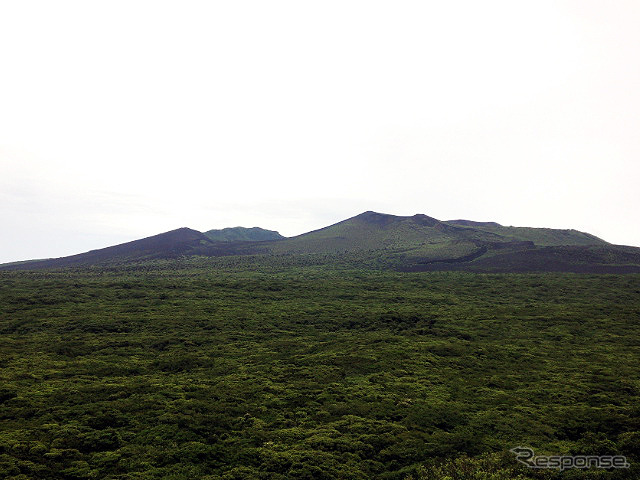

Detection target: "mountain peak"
[353, 211, 441, 227]
[204, 226, 284, 242]
[353, 211, 399, 225]
[411, 213, 440, 227]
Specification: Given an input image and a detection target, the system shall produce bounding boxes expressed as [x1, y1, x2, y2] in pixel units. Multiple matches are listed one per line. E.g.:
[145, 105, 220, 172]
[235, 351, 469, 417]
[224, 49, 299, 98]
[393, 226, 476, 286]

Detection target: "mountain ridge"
[1, 228, 214, 270]
[204, 226, 284, 242]
[2, 211, 638, 273]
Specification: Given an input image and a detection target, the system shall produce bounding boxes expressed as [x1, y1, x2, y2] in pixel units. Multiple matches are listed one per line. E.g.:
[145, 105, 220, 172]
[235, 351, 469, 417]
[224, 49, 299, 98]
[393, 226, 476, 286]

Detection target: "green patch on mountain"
[204, 226, 284, 242]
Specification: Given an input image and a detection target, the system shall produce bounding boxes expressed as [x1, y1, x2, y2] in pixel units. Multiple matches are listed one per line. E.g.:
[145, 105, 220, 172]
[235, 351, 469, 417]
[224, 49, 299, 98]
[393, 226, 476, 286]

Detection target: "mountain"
[204, 227, 284, 242]
[265, 210, 605, 254]
[268, 211, 455, 254]
[1, 228, 215, 270]
[2, 211, 639, 272]
[261, 211, 637, 272]
[271, 211, 607, 253]
[444, 219, 606, 246]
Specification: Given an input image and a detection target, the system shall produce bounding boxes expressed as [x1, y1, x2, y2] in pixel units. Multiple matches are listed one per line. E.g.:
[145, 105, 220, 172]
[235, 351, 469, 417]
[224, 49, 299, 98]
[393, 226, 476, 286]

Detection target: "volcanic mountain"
[3, 228, 214, 270]
[2, 211, 640, 272]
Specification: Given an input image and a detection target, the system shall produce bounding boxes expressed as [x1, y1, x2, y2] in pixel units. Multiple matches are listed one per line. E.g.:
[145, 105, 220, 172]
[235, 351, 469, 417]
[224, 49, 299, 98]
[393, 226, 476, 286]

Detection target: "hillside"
[269, 211, 608, 254]
[262, 211, 635, 272]
[445, 219, 607, 246]
[0, 228, 215, 270]
[268, 211, 458, 253]
[2, 211, 639, 273]
[204, 226, 284, 242]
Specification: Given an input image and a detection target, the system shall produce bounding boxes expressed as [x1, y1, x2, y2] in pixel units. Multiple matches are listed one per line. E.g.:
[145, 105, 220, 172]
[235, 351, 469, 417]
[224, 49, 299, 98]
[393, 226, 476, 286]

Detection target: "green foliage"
[203, 227, 284, 242]
[1, 263, 639, 478]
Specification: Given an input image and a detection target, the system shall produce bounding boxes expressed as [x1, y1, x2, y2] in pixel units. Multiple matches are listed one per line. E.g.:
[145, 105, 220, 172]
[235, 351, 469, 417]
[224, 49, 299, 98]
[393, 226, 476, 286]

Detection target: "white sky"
[1, 0, 639, 263]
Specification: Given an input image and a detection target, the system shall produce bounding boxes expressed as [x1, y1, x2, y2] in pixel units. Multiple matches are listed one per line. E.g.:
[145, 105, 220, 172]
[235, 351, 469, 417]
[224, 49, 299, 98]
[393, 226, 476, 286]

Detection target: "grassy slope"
[272, 212, 607, 255]
[267, 212, 489, 257]
[445, 220, 609, 247]
[264, 212, 633, 272]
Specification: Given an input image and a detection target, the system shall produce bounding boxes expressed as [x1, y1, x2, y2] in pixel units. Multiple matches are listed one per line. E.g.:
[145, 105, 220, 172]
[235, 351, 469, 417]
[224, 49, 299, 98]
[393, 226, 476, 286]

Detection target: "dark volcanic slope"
[1, 228, 214, 270]
[467, 244, 640, 273]
[400, 244, 640, 273]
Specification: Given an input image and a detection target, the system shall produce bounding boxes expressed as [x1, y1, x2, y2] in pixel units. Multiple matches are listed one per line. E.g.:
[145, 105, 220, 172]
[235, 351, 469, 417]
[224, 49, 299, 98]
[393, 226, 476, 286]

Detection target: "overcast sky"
[1, 1, 639, 263]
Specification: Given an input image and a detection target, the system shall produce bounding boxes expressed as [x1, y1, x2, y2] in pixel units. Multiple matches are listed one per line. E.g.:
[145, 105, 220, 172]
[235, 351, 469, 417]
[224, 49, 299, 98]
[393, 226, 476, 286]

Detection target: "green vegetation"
[269, 211, 606, 255]
[445, 220, 608, 247]
[203, 227, 284, 243]
[1, 259, 639, 478]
